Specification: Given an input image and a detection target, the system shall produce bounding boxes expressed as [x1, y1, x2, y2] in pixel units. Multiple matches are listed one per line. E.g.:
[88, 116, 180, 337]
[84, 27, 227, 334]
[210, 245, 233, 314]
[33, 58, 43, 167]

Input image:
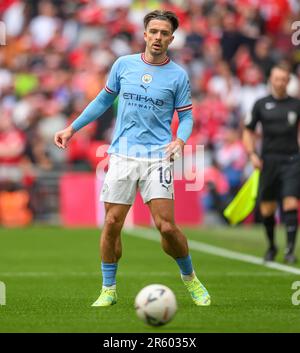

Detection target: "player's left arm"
[166, 72, 193, 158]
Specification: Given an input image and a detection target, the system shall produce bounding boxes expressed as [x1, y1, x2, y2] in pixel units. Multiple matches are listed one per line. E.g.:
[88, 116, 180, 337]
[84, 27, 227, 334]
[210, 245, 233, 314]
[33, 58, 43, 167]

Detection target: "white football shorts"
[100, 154, 174, 204]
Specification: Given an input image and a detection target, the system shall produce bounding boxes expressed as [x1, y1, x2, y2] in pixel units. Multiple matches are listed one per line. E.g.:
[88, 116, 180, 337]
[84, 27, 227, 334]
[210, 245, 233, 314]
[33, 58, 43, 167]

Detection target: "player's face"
[144, 19, 174, 56]
[270, 68, 290, 97]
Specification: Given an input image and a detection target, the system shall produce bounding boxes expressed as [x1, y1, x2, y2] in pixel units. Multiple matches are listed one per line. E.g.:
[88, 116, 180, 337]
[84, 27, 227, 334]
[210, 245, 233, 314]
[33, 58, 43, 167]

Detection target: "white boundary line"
[127, 227, 300, 276]
[1, 228, 299, 277]
[0, 271, 290, 278]
[0, 271, 171, 277]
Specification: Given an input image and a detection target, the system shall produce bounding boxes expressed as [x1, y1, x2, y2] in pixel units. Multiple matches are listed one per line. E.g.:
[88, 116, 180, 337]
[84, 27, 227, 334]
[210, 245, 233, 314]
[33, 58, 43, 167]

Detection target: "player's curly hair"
[144, 10, 179, 33]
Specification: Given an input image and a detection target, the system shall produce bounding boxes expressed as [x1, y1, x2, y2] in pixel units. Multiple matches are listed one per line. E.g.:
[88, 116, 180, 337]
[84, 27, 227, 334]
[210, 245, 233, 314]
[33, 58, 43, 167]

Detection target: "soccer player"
[243, 64, 300, 264]
[54, 10, 211, 306]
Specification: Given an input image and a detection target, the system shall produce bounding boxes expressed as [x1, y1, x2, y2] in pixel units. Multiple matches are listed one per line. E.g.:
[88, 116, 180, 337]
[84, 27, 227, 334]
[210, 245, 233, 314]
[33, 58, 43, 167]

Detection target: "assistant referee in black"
[243, 63, 300, 264]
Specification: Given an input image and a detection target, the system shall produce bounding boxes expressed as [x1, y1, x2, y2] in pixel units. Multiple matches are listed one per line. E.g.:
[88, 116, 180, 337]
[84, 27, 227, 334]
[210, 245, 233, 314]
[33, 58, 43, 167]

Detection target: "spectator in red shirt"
[0, 107, 26, 182]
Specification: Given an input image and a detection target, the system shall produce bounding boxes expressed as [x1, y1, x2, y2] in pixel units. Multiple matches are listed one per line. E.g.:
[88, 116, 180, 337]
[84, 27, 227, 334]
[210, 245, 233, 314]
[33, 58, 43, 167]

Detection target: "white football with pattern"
[134, 284, 177, 326]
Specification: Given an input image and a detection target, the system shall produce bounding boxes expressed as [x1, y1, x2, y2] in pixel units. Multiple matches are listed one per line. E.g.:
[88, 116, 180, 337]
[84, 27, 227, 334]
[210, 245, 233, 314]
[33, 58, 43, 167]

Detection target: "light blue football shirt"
[105, 53, 192, 158]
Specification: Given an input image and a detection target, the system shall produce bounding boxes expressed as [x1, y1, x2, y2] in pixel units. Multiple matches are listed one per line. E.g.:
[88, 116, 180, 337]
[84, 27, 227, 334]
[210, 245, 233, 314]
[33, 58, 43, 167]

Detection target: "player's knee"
[105, 214, 123, 229]
[260, 202, 277, 217]
[158, 221, 177, 238]
[283, 198, 298, 211]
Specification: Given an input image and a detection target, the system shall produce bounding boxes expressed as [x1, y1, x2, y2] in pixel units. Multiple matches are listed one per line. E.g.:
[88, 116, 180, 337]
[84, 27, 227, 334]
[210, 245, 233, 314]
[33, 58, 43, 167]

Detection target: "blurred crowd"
[1, 0, 300, 223]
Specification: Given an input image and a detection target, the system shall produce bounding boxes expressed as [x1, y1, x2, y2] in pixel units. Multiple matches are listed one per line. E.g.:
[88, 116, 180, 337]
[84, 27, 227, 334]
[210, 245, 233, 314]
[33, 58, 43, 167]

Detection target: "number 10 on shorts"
[158, 166, 172, 185]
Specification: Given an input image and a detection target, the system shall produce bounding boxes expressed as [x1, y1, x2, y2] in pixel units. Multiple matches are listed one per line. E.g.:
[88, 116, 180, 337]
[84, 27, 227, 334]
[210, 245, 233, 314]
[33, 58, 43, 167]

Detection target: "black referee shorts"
[259, 154, 300, 202]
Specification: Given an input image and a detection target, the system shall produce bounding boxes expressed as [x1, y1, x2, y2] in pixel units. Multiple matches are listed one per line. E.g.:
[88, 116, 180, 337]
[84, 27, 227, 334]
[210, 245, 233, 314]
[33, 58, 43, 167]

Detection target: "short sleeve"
[244, 100, 261, 130]
[175, 72, 192, 112]
[105, 58, 121, 95]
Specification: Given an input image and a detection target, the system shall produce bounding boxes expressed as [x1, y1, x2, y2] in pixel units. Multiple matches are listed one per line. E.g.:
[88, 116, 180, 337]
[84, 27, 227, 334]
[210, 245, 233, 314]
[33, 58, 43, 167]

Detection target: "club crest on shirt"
[265, 102, 276, 110]
[287, 111, 297, 125]
[142, 74, 152, 84]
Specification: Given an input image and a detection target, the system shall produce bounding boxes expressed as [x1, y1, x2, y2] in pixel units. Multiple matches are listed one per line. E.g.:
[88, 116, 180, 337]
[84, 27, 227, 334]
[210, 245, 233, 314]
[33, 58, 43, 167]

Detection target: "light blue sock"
[175, 255, 193, 276]
[101, 262, 118, 287]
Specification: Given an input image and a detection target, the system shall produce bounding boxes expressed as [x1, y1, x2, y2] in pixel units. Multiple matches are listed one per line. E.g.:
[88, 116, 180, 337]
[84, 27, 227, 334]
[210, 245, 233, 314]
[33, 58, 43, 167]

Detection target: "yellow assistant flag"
[223, 169, 260, 225]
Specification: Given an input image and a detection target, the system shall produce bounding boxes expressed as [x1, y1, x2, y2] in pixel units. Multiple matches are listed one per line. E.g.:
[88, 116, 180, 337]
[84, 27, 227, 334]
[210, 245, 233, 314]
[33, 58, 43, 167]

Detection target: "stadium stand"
[0, 0, 299, 225]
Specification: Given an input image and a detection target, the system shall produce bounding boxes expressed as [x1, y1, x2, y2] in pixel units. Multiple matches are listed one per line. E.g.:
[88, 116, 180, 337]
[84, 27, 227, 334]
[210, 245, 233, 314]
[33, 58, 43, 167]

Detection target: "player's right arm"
[243, 100, 263, 170]
[54, 58, 121, 149]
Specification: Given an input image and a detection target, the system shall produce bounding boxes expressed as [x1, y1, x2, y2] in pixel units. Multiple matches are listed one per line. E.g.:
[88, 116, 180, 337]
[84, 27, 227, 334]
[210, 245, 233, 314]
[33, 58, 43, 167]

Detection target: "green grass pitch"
[0, 225, 300, 333]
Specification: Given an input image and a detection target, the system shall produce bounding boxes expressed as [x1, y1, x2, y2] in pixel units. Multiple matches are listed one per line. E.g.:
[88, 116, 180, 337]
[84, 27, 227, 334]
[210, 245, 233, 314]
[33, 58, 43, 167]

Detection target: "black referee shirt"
[245, 94, 300, 156]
